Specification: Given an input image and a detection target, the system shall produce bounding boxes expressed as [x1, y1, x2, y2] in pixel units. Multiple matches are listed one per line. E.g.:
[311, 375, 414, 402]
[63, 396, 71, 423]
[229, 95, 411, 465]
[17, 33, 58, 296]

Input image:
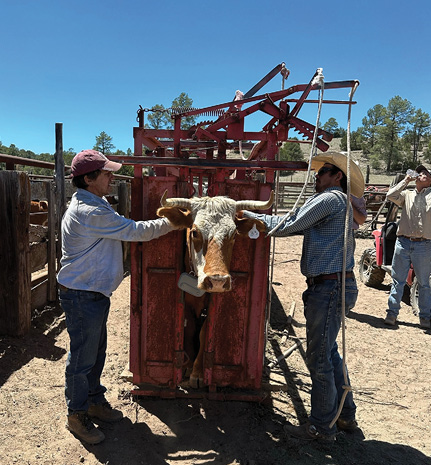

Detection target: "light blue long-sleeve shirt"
[243, 187, 354, 278]
[57, 188, 173, 296]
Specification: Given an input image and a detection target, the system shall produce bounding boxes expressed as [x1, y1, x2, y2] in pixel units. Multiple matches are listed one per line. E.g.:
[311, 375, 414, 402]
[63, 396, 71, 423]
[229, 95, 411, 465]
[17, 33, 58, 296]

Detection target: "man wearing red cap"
[384, 164, 431, 329]
[57, 150, 181, 444]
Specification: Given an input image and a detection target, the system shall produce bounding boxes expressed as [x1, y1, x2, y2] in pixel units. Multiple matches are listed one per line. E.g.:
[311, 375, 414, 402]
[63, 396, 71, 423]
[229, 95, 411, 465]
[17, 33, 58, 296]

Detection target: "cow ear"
[157, 207, 193, 229]
[235, 217, 266, 235]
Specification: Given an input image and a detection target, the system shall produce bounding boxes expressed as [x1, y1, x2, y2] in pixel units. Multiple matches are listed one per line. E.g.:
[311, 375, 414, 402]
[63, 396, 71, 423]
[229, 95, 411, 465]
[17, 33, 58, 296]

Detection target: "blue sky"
[1, 0, 430, 155]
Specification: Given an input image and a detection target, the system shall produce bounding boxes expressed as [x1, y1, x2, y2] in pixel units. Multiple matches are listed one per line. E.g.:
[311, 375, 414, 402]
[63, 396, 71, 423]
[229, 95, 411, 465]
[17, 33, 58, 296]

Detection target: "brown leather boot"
[67, 412, 105, 444]
[88, 402, 123, 423]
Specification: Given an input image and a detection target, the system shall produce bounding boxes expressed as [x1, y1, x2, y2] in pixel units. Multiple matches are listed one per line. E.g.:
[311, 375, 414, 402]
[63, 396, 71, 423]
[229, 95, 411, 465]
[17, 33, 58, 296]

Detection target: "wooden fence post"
[118, 181, 131, 262]
[0, 171, 31, 336]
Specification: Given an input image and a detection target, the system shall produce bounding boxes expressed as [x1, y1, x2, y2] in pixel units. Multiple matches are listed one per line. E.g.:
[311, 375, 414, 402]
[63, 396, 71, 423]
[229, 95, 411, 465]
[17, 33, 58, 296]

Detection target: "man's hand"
[404, 175, 414, 184]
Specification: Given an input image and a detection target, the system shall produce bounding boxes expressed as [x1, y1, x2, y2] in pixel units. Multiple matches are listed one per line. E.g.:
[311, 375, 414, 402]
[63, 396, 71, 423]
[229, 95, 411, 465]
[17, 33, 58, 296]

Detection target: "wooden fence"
[0, 158, 392, 337]
[0, 153, 131, 337]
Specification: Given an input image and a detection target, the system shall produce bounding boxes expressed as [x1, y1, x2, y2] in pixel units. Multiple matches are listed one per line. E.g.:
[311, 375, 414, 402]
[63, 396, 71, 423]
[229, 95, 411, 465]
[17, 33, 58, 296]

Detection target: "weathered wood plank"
[30, 241, 48, 273]
[31, 278, 48, 310]
[0, 171, 31, 336]
[29, 224, 48, 243]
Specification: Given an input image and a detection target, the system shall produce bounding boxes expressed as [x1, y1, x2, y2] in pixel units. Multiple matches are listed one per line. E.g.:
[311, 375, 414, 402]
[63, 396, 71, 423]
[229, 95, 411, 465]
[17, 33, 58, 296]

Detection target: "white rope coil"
[329, 81, 359, 429]
[267, 68, 325, 237]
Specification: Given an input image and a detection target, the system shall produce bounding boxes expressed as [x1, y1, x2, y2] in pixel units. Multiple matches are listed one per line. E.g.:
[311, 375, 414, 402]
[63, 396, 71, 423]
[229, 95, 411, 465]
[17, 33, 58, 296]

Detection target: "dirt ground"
[1, 235, 430, 465]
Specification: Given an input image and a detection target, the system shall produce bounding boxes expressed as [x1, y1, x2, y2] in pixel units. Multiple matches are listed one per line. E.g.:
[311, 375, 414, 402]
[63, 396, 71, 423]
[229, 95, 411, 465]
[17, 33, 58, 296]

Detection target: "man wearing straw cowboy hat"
[241, 151, 365, 441]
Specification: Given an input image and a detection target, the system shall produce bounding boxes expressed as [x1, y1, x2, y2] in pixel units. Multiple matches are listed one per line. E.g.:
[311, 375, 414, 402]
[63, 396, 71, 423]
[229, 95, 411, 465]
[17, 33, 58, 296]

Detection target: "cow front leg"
[183, 306, 198, 377]
[189, 318, 207, 389]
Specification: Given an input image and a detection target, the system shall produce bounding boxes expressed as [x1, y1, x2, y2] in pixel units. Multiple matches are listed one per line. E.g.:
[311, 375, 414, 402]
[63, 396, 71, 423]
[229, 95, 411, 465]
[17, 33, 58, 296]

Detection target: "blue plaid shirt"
[243, 187, 354, 278]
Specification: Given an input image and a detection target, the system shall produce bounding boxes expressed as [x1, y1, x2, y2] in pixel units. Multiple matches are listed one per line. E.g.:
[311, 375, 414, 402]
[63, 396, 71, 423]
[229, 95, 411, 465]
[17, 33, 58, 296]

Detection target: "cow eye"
[191, 229, 199, 238]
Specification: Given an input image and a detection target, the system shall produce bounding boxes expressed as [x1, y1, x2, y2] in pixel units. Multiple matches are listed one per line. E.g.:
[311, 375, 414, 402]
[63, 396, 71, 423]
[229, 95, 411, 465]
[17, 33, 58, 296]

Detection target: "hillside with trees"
[1, 94, 430, 179]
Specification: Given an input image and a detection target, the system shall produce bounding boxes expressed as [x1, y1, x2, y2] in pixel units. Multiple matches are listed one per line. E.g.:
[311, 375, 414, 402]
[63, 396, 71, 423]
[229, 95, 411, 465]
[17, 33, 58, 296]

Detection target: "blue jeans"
[303, 277, 358, 435]
[59, 288, 110, 414]
[387, 236, 431, 320]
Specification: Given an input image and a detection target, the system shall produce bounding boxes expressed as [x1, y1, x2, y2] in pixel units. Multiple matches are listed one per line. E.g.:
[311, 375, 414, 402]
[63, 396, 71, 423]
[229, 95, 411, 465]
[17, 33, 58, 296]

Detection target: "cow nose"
[203, 275, 231, 293]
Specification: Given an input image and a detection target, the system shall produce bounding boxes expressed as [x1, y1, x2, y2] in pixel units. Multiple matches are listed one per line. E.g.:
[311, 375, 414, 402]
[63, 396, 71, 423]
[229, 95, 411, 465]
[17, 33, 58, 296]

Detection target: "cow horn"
[235, 191, 274, 212]
[160, 190, 193, 209]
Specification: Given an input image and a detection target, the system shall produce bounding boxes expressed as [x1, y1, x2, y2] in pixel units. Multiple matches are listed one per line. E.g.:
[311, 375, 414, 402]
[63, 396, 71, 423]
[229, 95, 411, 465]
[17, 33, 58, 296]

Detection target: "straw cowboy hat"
[310, 151, 365, 198]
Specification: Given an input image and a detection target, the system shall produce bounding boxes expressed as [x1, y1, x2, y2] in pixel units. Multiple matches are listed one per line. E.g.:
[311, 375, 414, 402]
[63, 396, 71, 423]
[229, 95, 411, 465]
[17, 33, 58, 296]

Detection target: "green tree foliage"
[171, 92, 197, 130]
[94, 131, 115, 154]
[340, 129, 364, 151]
[113, 148, 134, 177]
[403, 109, 431, 163]
[376, 96, 413, 171]
[63, 148, 76, 168]
[4, 92, 431, 177]
[278, 138, 304, 175]
[147, 104, 170, 129]
[146, 92, 197, 131]
[423, 137, 431, 163]
[360, 104, 386, 154]
[322, 118, 345, 138]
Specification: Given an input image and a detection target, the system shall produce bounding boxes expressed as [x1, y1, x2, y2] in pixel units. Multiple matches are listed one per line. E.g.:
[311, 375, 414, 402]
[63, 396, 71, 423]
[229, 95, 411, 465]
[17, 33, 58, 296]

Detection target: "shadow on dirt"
[266, 288, 309, 423]
[347, 310, 421, 331]
[83, 399, 431, 465]
[0, 302, 66, 388]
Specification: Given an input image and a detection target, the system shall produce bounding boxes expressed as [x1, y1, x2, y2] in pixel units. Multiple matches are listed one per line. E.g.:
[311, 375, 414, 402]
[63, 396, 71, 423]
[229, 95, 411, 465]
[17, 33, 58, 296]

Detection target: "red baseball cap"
[71, 150, 122, 177]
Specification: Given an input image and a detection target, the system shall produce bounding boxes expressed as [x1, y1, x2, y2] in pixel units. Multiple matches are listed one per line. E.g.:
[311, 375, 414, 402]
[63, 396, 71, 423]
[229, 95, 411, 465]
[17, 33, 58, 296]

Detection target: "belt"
[58, 284, 101, 295]
[306, 271, 354, 286]
[399, 235, 429, 242]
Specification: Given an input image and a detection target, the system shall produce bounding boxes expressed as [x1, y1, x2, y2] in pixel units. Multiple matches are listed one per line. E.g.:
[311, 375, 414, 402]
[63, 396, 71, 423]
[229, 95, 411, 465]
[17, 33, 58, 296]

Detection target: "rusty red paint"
[128, 66, 359, 398]
[129, 176, 272, 394]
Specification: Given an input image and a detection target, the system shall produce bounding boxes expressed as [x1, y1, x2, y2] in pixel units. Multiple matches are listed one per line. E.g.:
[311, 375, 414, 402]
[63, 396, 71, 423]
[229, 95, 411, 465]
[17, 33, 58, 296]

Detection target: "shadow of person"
[282, 432, 431, 465]
[347, 310, 422, 331]
[81, 416, 169, 465]
[0, 303, 66, 388]
[80, 400, 431, 465]
[133, 397, 287, 465]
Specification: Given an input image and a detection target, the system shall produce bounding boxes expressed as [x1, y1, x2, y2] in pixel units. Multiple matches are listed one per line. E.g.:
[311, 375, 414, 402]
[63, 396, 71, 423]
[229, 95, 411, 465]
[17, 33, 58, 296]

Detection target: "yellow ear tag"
[248, 224, 260, 239]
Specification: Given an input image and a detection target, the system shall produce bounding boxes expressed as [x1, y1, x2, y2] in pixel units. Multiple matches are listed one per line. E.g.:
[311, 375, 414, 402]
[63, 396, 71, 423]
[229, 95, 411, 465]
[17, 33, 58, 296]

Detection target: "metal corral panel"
[130, 176, 272, 394]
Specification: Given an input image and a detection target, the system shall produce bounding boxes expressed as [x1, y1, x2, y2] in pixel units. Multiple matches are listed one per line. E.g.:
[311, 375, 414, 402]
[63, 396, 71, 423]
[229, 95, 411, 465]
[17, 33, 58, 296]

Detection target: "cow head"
[157, 191, 274, 293]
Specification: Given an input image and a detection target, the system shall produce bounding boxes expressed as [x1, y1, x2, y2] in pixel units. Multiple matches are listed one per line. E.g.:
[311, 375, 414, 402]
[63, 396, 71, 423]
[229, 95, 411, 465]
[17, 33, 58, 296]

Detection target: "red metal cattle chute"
[117, 65, 359, 400]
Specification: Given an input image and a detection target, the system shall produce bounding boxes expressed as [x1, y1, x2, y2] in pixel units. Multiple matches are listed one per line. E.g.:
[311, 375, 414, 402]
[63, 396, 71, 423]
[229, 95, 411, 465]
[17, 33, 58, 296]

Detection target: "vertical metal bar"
[174, 116, 181, 158]
[46, 181, 56, 302]
[54, 123, 65, 273]
[137, 106, 144, 128]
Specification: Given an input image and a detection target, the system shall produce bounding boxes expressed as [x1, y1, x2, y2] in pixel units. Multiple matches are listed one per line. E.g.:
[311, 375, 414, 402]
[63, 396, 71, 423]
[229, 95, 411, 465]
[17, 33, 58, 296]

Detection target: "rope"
[329, 81, 359, 429]
[267, 68, 325, 237]
[264, 63, 292, 357]
[265, 69, 324, 359]
[260, 68, 359, 431]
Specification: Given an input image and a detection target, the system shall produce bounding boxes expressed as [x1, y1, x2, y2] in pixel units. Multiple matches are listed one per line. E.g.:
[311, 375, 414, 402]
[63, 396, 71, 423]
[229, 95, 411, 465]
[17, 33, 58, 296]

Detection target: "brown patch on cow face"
[157, 207, 193, 229]
[189, 226, 205, 254]
[202, 234, 236, 292]
[234, 217, 266, 235]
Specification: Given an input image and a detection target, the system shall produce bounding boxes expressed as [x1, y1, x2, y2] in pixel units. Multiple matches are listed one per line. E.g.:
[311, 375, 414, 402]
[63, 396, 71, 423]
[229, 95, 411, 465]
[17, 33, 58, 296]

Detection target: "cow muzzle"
[201, 274, 232, 293]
